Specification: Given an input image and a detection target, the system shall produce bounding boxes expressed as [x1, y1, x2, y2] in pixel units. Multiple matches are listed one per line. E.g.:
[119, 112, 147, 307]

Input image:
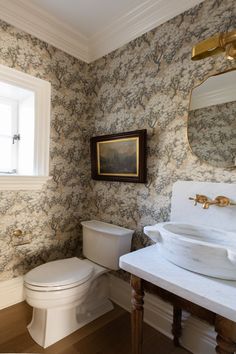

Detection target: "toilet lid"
[24, 257, 94, 287]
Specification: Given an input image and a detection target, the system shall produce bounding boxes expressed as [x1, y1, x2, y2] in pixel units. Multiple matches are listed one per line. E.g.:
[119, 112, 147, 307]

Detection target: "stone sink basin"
[144, 222, 236, 280]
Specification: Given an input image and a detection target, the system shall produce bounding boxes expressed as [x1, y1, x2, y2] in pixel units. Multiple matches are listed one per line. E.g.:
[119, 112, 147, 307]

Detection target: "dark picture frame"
[90, 129, 147, 183]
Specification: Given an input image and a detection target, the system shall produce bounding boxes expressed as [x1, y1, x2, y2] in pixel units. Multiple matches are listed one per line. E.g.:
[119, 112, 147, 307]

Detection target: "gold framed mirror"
[187, 69, 236, 168]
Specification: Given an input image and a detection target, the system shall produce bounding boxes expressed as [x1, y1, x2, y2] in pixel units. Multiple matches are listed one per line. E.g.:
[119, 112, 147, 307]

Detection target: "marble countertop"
[119, 245, 236, 322]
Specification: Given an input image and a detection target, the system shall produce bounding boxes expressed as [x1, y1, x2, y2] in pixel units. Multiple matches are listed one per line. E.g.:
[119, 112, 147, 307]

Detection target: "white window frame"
[0, 64, 51, 190]
[0, 96, 18, 174]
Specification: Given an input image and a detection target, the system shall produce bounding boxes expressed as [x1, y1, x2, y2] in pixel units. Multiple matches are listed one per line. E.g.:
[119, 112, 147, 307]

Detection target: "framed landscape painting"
[90, 130, 147, 183]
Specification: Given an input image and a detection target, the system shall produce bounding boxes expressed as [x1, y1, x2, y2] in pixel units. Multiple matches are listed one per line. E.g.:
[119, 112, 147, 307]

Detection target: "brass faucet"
[202, 196, 235, 209]
[189, 195, 236, 209]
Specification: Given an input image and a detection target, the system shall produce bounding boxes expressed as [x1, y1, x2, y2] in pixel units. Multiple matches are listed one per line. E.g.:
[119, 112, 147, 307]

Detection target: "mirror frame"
[187, 68, 236, 169]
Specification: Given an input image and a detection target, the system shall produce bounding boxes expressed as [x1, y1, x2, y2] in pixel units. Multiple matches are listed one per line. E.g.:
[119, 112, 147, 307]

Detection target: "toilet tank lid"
[24, 258, 94, 287]
[81, 220, 134, 237]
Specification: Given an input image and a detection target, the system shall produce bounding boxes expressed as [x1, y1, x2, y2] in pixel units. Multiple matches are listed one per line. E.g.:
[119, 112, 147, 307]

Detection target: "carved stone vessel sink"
[144, 222, 236, 280]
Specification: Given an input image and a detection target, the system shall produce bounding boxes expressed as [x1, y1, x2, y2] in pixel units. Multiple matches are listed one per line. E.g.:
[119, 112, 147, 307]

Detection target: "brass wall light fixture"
[192, 30, 236, 60]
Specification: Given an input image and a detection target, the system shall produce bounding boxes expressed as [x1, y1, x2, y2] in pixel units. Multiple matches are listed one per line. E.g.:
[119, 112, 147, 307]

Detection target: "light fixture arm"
[222, 30, 236, 46]
[192, 29, 236, 60]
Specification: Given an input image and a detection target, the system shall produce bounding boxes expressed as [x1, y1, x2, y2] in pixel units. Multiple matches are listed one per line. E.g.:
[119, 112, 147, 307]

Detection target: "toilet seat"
[24, 280, 89, 292]
[24, 257, 94, 291]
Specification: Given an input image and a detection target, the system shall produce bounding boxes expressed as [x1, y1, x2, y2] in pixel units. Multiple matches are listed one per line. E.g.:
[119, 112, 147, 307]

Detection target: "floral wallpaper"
[0, 0, 236, 281]
[188, 101, 236, 168]
[0, 20, 94, 280]
[88, 0, 236, 253]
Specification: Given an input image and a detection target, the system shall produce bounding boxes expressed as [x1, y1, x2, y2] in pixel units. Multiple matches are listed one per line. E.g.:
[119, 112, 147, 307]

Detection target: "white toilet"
[24, 220, 133, 348]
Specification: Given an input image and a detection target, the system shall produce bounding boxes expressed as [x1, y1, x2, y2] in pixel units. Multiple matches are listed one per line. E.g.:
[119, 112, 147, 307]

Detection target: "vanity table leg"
[172, 306, 182, 346]
[215, 315, 236, 354]
[131, 275, 144, 354]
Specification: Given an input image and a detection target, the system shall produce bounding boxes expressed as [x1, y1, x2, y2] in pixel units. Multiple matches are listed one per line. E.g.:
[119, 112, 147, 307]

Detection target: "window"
[0, 84, 34, 175]
[0, 97, 18, 174]
[0, 64, 51, 190]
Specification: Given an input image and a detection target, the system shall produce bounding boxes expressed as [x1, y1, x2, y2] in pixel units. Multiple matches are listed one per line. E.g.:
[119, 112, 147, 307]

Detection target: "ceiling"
[30, 0, 145, 37]
[0, 0, 205, 63]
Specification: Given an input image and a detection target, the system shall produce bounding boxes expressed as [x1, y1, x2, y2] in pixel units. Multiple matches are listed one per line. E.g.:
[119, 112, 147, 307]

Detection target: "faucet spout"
[203, 200, 217, 209]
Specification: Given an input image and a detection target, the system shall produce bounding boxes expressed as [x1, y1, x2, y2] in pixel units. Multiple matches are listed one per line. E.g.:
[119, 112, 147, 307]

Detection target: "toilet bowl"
[24, 220, 133, 348]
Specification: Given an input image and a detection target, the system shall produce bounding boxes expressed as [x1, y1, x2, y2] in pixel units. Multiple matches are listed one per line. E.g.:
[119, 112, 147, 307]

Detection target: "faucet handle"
[189, 194, 209, 206]
[214, 196, 236, 207]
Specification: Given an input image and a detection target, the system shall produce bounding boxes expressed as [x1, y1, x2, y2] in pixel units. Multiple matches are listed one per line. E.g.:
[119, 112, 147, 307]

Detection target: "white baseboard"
[108, 274, 216, 354]
[0, 276, 25, 310]
[0, 273, 216, 354]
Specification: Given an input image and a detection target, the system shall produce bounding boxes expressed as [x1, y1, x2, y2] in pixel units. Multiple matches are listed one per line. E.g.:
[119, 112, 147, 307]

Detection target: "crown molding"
[89, 0, 205, 61]
[0, 0, 205, 63]
[0, 0, 89, 63]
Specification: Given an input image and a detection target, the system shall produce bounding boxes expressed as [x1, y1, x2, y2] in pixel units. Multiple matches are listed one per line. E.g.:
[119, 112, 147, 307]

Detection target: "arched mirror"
[188, 70, 236, 168]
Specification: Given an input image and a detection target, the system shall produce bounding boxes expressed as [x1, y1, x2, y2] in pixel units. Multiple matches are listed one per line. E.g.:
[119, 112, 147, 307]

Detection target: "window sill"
[0, 176, 52, 190]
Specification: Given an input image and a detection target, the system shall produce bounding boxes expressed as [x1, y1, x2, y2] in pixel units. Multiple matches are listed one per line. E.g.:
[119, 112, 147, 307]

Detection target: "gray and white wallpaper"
[0, 20, 94, 280]
[188, 101, 236, 168]
[88, 0, 236, 253]
[0, 0, 236, 281]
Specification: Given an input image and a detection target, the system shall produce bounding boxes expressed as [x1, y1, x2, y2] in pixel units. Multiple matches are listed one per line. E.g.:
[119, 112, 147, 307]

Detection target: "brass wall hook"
[12, 229, 32, 246]
[12, 229, 23, 237]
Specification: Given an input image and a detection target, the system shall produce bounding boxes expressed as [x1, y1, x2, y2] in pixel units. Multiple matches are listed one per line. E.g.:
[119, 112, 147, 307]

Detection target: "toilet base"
[28, 298, 114, 348]
[27, 274, 114, 348]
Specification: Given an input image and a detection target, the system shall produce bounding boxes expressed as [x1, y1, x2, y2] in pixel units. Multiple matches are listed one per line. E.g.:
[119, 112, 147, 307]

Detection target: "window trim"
[0, 64, 51, 190]
[0, 96, 18, 174]
[0, 175, 52, 190]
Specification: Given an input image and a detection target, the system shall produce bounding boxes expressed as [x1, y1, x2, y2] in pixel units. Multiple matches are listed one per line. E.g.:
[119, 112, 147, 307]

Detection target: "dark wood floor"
[0, 301, 190, 354]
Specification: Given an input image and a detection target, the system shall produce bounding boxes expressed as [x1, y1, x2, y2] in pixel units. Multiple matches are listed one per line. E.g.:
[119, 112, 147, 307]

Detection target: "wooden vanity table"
[119, 245, 236, 354]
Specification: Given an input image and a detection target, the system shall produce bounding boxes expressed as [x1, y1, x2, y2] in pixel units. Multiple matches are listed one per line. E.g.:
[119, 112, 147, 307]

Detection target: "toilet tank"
[81, 220, 133, 270]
